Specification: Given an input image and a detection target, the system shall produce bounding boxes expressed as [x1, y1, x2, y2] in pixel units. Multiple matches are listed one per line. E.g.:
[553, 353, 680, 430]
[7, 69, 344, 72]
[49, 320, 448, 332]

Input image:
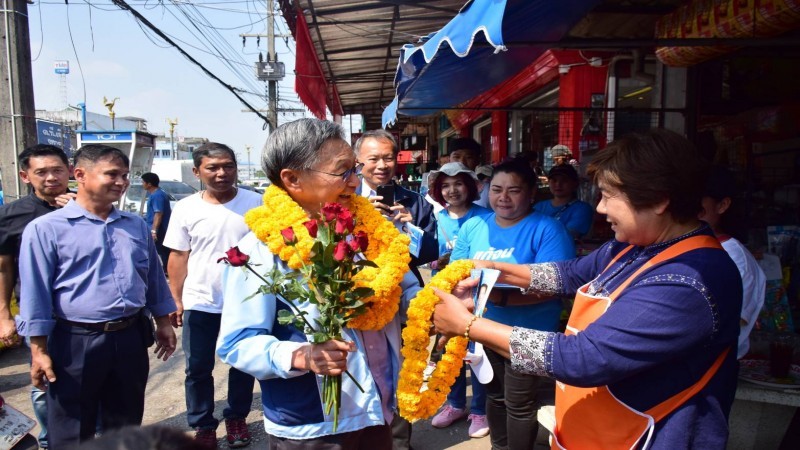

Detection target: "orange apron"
[552, 235, 730, 450]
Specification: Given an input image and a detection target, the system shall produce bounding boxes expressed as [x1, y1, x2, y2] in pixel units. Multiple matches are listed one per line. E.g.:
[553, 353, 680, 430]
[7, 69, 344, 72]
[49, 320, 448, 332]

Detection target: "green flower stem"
[242, 263, 365, 394]
[243, 264, 316, 331]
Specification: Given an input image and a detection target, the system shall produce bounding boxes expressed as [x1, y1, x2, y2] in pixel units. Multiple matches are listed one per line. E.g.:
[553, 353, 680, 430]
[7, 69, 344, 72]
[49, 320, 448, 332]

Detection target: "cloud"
[82, 60, 130, 79]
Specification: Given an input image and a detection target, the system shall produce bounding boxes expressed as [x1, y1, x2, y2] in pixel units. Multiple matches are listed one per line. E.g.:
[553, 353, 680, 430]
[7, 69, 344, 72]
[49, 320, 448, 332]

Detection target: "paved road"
[0, 331, 515, 449]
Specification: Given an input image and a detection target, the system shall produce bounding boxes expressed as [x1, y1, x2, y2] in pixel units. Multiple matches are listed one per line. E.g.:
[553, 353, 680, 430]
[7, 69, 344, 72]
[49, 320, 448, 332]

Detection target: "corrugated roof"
[281, 0, 466, 129]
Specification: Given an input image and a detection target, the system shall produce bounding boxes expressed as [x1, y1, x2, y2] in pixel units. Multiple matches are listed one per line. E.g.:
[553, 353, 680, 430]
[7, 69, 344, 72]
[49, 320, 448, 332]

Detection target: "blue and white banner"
[36, 119, 73, 157]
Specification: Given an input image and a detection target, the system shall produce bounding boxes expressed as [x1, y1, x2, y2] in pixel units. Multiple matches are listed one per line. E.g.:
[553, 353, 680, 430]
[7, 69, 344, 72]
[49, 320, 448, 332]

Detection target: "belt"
[58, 312, 141, 332]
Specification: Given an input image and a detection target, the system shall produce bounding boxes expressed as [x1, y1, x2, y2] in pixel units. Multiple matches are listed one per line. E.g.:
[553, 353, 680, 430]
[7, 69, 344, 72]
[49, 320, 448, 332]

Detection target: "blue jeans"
[26, 337, 48, 448]
[445, 365, 486, 415]
[31, 384, 48, 447]
[183, 310, 255, 430]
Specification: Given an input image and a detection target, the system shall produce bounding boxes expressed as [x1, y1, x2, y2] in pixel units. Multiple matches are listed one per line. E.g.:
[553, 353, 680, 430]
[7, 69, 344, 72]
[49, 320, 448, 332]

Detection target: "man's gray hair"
[262, 118, 346, 188]
[353, 129, 398, 155]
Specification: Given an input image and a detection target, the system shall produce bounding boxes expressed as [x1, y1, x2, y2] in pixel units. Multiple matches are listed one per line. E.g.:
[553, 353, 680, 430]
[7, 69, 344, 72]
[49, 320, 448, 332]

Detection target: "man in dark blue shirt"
[0, 145, 73, 348]
[0, 144, 73, 449]
[141, 172, 172, 268]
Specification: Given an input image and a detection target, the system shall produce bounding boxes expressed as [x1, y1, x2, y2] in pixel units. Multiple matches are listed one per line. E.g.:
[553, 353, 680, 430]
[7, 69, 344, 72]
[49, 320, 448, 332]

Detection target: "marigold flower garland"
[397, 259, 474, 421]
[245, 184, 410, 330]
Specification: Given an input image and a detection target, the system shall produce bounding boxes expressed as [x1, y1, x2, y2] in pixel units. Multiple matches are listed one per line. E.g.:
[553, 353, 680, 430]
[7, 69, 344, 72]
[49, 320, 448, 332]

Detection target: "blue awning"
[382, 0, 602, 128]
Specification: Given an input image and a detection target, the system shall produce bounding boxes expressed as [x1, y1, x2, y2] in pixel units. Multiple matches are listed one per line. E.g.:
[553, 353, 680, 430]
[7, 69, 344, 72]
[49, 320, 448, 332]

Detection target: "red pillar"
[558, 64, 608, 161]
[491, 111, 508, 163]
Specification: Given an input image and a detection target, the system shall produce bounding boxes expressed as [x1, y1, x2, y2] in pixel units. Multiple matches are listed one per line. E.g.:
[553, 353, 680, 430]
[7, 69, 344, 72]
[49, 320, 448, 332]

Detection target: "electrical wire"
[31, 0, 44, 61]
[66, 1, 88, 105]
[166, 1, 263, 96]
[87, 0, 96, 51]
[47, 0, 303, 125]
[109, 0, 271, 127]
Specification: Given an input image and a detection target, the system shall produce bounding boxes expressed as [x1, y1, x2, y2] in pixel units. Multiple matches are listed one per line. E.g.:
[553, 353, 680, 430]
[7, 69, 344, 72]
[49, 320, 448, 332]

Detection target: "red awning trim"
[295, 10, 328, 120]
[328, 82, 344, 117]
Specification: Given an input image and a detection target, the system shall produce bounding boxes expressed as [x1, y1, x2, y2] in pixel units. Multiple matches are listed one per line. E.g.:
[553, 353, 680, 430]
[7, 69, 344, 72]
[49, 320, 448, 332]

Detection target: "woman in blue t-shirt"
[451, 160, 575, 450]
[427, 162, 492, 438]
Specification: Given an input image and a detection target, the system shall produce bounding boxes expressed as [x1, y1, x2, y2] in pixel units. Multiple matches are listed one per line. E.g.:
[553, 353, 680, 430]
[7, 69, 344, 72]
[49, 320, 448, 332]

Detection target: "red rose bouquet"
[219, 202, 377, 432]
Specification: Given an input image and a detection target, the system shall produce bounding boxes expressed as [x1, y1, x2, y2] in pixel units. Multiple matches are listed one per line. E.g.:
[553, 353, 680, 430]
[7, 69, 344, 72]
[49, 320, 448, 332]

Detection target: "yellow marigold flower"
[396, 260, 474, 422]
[244, 185, 410, 330]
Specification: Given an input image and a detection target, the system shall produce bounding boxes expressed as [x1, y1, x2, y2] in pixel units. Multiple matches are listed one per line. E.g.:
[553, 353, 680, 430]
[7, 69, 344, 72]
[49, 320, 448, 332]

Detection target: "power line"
[109, 0, 270, 127]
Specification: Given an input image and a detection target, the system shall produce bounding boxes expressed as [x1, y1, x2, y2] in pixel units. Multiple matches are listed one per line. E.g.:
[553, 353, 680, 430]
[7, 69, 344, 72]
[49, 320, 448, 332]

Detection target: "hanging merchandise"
[655, 0, 800, 67]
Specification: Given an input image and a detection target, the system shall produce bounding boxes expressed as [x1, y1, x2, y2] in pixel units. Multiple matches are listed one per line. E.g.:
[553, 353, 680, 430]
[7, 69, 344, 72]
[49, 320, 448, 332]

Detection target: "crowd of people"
[0, 119, 767, 450]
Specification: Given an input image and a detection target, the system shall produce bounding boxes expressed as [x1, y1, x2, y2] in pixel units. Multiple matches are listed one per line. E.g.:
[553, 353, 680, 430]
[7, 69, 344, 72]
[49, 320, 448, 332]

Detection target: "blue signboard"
[36, 120, 73, 157]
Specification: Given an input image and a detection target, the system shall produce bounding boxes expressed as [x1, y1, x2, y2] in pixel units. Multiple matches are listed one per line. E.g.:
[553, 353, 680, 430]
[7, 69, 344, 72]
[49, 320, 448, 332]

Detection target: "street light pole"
[245, 145, 252, 180]
[167, 118, 178, 159]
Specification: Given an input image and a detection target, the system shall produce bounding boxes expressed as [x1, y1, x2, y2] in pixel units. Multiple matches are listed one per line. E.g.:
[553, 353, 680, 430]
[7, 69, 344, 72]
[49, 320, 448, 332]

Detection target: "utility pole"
[245, 0, 287, 133]
[267, 0, 277, 133]
[0, 0, 37, 202]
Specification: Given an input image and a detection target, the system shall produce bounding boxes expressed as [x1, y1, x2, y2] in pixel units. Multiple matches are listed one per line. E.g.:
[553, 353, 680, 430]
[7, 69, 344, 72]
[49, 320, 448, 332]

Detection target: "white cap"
[431, 162, 478, 180]
[475, 165, 493, 178]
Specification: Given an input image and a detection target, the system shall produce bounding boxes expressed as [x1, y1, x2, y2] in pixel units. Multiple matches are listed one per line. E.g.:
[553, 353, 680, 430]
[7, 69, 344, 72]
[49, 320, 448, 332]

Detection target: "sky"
[27, 0, 358, 168]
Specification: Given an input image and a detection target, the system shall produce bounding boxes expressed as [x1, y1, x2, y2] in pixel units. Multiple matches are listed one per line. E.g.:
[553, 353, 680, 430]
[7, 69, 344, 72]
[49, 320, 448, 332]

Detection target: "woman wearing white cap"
[428, 162, 493, 438]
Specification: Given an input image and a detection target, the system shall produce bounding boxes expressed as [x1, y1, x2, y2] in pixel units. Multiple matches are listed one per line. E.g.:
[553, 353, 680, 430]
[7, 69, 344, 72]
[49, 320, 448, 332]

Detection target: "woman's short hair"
[430, 172, 480, 207]
[492, 159, 537, 191]
[587, 129, 709, 223]
[262, 118, 346, 188]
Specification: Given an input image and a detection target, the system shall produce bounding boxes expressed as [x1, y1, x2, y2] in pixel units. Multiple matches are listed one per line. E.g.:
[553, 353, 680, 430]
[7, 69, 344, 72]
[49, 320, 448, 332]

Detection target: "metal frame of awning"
[279, 0, 466, 129]
[280, 0, 800, 131]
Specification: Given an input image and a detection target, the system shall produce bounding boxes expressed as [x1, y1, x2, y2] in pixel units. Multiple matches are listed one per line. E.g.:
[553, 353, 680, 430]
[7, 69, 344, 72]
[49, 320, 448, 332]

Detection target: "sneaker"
[422, 362, 436, 382]
[224, 418, 251, 448]
[194, 428, 218, 449]
[431, 404, 467, 428]
[468, 413, 490, 438]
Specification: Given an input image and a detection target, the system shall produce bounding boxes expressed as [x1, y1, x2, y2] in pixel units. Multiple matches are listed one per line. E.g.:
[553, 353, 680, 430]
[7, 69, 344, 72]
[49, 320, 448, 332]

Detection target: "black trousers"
[266, 424, 392, 450]
[484, 347, 542, 450]
[46, 320, 149, 447]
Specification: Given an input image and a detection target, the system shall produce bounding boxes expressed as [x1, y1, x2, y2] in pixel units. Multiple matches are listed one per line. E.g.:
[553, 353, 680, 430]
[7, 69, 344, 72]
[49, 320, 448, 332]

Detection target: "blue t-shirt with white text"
[451, 212, 575, 330]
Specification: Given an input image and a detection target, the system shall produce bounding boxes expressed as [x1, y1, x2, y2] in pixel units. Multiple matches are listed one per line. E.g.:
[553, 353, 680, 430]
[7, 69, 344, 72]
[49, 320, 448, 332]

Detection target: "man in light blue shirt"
[16, 144, 177, 448]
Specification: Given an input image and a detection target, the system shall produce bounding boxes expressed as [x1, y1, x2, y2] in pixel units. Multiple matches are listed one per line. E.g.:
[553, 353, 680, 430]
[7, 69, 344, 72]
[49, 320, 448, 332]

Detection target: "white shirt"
[721, 238, 766, 358]
[163, 189, 263, 313]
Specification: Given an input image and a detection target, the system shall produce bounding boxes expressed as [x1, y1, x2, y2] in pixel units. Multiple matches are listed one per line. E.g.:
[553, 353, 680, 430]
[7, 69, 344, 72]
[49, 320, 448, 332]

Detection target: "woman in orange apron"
[432, 129, 742, 449]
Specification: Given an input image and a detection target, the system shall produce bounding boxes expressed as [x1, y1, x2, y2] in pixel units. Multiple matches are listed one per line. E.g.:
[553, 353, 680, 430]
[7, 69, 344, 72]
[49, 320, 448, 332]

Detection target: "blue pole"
[78, 102, 87, 130]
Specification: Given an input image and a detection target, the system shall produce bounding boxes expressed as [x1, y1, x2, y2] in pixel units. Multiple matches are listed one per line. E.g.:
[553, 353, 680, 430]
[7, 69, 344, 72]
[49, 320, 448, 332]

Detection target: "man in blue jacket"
[353, 129, 437, 450]
[354, 130, 438, 282]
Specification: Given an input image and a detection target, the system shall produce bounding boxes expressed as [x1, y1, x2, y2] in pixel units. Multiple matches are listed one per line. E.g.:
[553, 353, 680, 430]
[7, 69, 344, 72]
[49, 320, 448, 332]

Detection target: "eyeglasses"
[308, 162, 363, 182]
